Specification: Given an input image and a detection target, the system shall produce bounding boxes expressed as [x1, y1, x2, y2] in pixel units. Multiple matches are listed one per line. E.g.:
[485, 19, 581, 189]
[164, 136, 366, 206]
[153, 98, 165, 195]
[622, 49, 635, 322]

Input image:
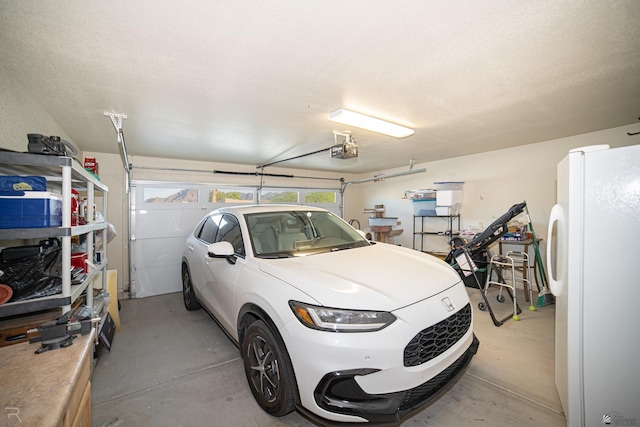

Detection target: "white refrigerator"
[547, 144, 640, 427]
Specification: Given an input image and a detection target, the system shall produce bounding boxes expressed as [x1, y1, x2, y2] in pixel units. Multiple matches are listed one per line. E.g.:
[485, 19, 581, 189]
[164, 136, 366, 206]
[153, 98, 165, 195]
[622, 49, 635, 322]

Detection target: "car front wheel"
[182, 265, 201, 311]
[242, 320, 296, 416]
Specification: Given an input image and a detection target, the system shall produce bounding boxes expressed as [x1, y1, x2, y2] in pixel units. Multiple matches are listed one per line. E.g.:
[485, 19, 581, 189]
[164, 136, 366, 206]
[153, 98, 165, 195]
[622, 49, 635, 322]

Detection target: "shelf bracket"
[104, 111, 131, 193]
[104, 112, 127, 142]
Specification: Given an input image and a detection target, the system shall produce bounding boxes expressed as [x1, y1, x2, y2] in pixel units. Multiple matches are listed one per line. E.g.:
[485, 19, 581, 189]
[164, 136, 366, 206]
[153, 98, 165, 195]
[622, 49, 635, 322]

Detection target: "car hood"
[258, 243, 462, 311]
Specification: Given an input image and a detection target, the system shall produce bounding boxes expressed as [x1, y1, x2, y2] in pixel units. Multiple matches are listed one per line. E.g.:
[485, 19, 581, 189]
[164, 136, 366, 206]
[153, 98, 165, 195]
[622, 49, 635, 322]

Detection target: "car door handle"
[187, 245, 195, 252]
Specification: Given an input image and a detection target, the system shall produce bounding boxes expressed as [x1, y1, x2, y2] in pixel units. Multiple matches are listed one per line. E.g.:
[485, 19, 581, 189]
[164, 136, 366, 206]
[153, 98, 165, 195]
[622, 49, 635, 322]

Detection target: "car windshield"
[246, 210, 370, 257]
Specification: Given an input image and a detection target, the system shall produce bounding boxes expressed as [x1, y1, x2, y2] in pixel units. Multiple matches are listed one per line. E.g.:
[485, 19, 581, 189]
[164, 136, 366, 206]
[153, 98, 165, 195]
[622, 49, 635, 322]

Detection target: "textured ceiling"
[1, 0, 639, 173]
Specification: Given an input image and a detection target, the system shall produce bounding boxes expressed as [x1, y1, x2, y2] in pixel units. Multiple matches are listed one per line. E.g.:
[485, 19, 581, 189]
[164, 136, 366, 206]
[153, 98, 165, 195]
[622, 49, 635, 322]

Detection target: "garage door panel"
[132, 261, 180, 298]
[134, 209, 206, 239]
[133, 237, 186, 267]
[130, 182, 256, 298]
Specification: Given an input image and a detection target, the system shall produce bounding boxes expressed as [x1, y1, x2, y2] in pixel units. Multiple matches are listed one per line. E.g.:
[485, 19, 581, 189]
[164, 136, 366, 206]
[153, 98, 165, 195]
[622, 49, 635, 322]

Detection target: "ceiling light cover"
[328, 108, 414, 138]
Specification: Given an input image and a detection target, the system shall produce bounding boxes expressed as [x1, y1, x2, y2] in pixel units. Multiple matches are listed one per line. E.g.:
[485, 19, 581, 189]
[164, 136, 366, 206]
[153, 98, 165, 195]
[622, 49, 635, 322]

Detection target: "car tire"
[242, 320, 296, 417]
[182, 265, 201, 311]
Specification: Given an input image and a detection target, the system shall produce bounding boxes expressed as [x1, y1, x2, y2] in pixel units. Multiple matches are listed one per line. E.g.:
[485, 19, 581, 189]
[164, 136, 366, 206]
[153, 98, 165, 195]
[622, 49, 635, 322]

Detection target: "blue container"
[0, 191, 63, 228]
[0, 176, 47, 192]
[412, 198, 437, 216]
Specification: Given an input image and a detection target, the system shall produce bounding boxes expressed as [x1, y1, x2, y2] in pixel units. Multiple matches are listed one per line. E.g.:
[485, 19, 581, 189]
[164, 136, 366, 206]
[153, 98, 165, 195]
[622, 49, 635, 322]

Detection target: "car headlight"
[289, 301, 396, 332]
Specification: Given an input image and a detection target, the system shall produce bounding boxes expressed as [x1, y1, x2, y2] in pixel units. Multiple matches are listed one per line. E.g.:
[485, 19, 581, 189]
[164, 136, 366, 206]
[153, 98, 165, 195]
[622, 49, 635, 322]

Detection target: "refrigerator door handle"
[547, 203, 564, 296]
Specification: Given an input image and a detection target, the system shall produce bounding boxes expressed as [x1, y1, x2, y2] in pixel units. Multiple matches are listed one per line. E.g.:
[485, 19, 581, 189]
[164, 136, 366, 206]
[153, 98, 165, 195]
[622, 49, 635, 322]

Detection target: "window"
[209, 188, 254, 204]
[216, 214, 245, 256]
[198, 214, 221, 244]
[143, 187, 198, 203]
[310, 211, 352, 240]
[260, 190, 299, 204]
[304, 191, 336, 204]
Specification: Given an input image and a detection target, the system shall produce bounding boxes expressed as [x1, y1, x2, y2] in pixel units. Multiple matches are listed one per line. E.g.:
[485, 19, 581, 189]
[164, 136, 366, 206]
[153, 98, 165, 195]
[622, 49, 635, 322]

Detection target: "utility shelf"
[0, 151, 109, 319]
[413, 214, 461, 253]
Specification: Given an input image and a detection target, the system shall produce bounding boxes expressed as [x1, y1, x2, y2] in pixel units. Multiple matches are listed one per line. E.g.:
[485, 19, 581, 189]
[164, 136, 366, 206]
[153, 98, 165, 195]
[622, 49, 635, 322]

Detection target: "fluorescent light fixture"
[328, 108, 414, 138]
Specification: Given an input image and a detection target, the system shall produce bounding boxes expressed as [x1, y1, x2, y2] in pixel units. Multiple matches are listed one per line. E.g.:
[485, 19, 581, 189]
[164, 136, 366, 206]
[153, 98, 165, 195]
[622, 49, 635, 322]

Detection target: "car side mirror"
[207, 241, 236, 262]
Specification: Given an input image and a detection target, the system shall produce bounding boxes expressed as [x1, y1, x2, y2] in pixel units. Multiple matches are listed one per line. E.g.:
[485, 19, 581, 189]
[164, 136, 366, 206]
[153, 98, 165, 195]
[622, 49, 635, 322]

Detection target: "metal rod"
[104, 112, 131, 192]
[118, 130, 132, 194]
[342, 168, 426, 187]
[258, 146, 333, 168]
[339, 167, 427, 217]
[130, 165, 342, 182]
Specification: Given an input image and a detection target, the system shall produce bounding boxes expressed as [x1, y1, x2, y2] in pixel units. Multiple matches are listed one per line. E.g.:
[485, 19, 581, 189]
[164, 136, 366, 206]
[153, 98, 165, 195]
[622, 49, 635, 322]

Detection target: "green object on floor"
[524, 202, 555, 307]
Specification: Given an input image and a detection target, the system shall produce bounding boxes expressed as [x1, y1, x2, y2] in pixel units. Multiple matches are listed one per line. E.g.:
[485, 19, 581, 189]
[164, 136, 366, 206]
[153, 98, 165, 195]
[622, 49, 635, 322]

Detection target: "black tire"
[182, 265, 201, 311]
[241, 320, 296, 416]
[497, 294, 506, 303]
[478, 302, 486, 311]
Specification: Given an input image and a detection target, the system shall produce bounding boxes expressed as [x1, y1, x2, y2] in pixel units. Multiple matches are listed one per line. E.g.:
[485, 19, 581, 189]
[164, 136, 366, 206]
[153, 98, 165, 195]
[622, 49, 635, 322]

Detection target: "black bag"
[0, 238, 62, 302]
[27, 133, 78, 157]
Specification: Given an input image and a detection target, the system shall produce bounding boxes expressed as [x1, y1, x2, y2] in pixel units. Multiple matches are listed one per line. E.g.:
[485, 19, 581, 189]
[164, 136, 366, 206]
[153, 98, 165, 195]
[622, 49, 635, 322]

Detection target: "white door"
[130, 183, 256, 298]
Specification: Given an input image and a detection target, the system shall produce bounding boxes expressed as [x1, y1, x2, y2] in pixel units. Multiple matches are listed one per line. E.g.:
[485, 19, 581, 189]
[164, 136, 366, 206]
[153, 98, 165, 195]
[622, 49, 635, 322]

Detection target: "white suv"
[181, 205, 478, 424]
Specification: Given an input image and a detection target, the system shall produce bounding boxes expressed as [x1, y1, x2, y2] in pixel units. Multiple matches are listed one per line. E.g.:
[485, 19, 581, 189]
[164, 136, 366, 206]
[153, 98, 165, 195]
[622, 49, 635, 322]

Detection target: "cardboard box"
[83, 157, 99, 175]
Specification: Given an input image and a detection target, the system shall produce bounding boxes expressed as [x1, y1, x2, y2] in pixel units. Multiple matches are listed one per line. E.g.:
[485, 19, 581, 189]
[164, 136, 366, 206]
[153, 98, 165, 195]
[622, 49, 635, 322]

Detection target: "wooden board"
[106, 269, 121, 331]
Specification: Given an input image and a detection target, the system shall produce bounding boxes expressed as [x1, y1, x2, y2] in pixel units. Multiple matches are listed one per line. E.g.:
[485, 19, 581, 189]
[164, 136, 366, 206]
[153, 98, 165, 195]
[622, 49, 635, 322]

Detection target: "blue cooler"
[0, 176, 47, 192]
[0, 191, 63, 228]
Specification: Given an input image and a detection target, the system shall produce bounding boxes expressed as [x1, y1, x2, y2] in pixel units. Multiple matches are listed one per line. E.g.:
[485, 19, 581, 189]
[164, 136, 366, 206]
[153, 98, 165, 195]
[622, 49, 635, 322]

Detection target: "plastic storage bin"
[71, 252, 88, 272]
[412, 199, 437, 216]
[0, 191, 62, 228]
[436, 190, 463, 207]
[433, 181, 464, 191]
[369, 217, 398, 227]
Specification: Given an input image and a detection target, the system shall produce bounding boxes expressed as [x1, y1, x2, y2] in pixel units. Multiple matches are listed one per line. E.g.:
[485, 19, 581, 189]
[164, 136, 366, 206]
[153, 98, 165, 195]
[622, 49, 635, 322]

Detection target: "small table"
[497, 238, 543, 301]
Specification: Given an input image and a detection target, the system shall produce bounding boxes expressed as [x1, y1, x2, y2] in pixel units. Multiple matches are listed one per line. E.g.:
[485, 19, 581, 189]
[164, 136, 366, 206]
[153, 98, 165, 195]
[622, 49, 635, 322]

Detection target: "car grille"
[403, 303, 472, 367]
[398, 334, 478, 413]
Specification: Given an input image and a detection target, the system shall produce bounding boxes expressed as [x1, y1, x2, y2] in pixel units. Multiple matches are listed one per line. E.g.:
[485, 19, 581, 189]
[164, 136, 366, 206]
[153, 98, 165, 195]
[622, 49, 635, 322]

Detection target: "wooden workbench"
[0, 329, 94, 427]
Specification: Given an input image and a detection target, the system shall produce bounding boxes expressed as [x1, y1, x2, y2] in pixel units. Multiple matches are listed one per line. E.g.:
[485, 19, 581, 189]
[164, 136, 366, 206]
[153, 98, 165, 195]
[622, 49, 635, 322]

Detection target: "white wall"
[345, 124, 639, 255]
[0, 65, 76, 153]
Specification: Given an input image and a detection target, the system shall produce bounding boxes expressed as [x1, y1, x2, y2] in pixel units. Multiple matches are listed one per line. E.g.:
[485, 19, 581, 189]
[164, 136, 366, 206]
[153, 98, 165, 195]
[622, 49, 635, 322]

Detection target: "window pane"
[198, 215, 220, 244]
[143, 187, 198, 203]
[260, 190, 299, 204]
[217, 214, 244, 256]
[209, 189, 254, 204]
[304, 191, 336, 203]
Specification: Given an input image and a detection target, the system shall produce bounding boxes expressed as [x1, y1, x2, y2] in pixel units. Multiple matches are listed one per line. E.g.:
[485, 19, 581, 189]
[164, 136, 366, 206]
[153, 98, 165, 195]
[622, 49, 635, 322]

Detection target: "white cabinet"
[0, 152, 108, 318]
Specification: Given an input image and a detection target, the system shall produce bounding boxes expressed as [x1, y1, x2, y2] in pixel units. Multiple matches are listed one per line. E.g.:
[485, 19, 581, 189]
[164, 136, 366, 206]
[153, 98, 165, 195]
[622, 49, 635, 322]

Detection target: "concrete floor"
[91, 287, 566, 426]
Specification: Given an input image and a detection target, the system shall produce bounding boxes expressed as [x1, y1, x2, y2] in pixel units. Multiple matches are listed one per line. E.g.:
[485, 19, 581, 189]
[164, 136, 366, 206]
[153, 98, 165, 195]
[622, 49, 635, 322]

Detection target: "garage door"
[130, 183, 255, 298]
[130, 182, 339, 298]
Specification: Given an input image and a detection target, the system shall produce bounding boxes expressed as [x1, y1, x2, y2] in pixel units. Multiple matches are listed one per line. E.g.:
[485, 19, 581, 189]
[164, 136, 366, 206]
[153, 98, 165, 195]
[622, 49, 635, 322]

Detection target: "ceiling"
[1, 1, 639, 174]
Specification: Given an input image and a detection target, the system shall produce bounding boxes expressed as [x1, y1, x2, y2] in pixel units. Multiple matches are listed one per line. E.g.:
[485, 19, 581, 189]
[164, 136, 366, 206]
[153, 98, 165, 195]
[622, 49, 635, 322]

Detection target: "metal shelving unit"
[412, 214, 461, 253]
[0, 152, 108, 318]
